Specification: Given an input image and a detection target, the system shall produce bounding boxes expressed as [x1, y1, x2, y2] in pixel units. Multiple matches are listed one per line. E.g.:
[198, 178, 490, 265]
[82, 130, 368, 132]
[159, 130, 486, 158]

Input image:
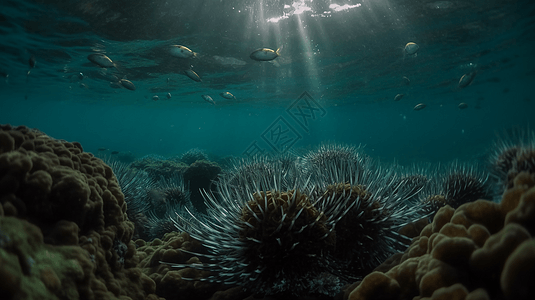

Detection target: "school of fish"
[80, 41, 477, 110]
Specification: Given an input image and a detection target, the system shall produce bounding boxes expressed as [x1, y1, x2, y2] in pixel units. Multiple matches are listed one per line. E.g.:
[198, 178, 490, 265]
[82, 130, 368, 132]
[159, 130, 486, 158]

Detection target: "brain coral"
[344, 171, 535, 300]
[0, 124, 158, 299]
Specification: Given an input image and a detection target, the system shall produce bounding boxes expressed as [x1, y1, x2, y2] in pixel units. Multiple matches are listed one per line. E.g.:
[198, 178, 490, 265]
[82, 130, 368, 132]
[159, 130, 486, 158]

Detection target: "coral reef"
[2, 124, 534, 300]
[0, 124, 158, 300]
[344, 171, 535, 300]
[134, 232, 224, 300]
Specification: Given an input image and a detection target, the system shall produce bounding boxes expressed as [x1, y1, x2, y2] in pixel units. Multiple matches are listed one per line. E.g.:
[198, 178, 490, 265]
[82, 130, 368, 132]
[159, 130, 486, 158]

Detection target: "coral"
[0, 216, 93, 299]
[500, 239, 535, 300]
[135, 231, 223, 300]
[0, 124, 157, 299]
[344, 171, 535, 300]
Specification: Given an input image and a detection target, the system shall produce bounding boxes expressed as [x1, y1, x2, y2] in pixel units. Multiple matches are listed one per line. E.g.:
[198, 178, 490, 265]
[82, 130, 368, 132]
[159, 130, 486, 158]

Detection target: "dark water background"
[1, 0, 534, 165]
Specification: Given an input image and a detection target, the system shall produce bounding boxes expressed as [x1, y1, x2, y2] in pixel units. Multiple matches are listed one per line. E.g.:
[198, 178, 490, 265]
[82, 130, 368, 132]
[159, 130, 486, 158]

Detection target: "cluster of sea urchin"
[146, 174, 193, 240]
[165, 144, 427, 297]
[168, 171, 350, 297]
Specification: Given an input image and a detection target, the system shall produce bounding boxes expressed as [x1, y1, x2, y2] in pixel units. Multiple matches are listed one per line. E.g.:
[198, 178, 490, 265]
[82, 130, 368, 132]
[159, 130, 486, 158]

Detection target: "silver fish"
[202, 94, 216, 105]
[414, 103, 426, 111]
[402, 76, 410, 85]
[404, 42, 419, 55]
[119, 79, 136, 91]
[88, 53, 115, 68]
[185, 69, 201, 82]
[458, 103, 468, 109]
[166, 92, 172, 99]
[394, 94, 404, 101]
[170, 45, 196, 58]
[219, 92, 236, 100]
[152, 95, 159, 101]
[459, 72, 476, 88]
[250, 47, 281, 61]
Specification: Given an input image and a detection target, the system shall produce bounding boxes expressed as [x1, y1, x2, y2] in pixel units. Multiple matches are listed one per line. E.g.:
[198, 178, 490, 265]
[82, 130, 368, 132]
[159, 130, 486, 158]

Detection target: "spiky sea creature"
[300, 143, 369, 183]
[420, 161, 491, 215]
[218, 154, 300, 201]
[489, 127, 535, 193]
[146, 174, 193, 239]
[310, 161, 427, 278]
[105, 158, 155, 218]
[166, 171, 352, 297]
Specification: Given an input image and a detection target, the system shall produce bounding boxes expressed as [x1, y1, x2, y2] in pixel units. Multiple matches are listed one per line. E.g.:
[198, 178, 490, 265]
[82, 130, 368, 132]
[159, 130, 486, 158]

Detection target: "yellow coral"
[344, 172, 535, 300]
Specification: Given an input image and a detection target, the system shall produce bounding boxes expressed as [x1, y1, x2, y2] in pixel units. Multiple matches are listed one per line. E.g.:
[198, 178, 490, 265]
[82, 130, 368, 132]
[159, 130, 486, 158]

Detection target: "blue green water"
[1, 0, 534, 165]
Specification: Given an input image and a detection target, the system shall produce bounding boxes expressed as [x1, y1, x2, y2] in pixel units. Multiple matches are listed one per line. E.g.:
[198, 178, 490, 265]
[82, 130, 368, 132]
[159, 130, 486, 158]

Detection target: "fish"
[219, 92, 236, 100]
[459, 72, 476, 88]
[394, 94, 404, 101]
[404, 42, 419, 55]
[185, 69, 201, 82]
[152, 95, 159, 101]
[170, 45, 196, 58]
[87, 53, 115, 68]
[119, 79, 136, 91]
[250, 47, 281, 61]
[402, 76, 411, 85]
[111, 151, 119, 155]
[414, 103, 426, 110]
[202, 94, 216, 105]
[458, 102, 468, 109]
[98, 147, 108, 151]
[166, 92, 172, 99]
